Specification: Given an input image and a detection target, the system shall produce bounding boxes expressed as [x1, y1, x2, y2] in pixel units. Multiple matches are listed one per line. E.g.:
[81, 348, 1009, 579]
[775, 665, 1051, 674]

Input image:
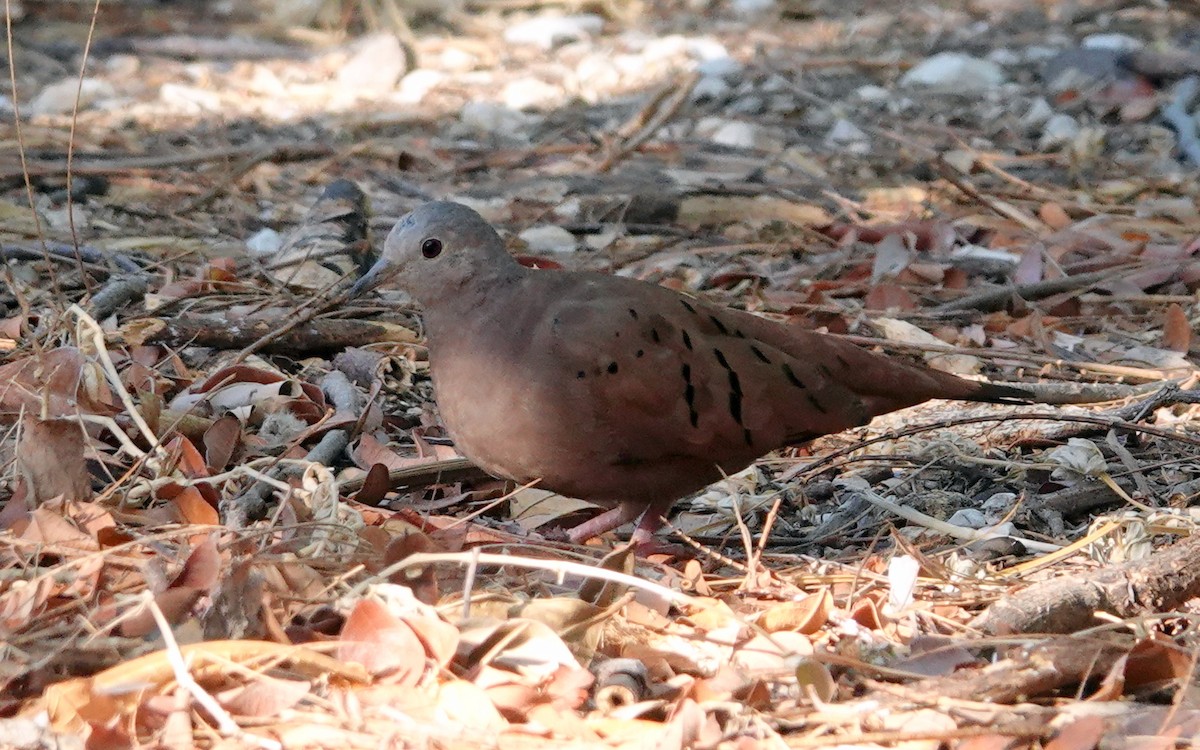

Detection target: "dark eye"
[421, 238, 443, 258]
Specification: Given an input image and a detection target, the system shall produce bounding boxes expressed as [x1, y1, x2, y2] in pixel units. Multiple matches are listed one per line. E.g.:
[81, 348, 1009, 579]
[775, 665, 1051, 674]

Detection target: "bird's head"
[349, 201, 518, 304]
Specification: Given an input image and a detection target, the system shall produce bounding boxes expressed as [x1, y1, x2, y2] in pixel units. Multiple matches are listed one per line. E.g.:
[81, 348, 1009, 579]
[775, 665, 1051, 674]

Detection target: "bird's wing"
[539, 277, 882, 467]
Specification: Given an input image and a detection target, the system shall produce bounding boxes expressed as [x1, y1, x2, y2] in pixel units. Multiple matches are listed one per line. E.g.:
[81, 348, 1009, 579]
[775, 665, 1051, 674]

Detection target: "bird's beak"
[347, 257, 394, 298]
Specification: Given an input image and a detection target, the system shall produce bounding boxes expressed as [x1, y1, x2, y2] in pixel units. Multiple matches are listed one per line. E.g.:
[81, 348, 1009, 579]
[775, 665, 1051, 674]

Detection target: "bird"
[349, 202, 1029, 548]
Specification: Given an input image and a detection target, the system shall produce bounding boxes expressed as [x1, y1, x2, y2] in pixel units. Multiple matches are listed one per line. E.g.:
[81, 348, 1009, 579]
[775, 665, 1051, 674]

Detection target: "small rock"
[503, 14, 603, 50]
[502, 77, 561, 110]
[1082, 33, 1143, 51]
[986, 48, 1021, 66]
[697, 117, 782, 151]
[941, 149, 976, 173]
[765, 94, 798, 114]
[104, 54, 140, 77]
[1038, 113, 1081, 151]
[1021, 97, 1054, 129]
[336, 33, 408, 93]
[1022, 45, 1062, 64]
[854, 84, 891, 102]
[439, 47, 478, 72]
[731, 0, 774, 13]
[583, 227, 620, 251]
[245, 228, 282, 256]
[30, 77, 115, 116]
[459, 101, 534, 134]
[44, 203, 88, 232]
[519, 225, 577, 254]
[1041, 48, 1121, 92]
[711, 121, 762, 149]
[691, 75, 732, 103]
[396, 69, 444, 104]
[825, 119, 870, 153]
[981, 492, 1018, 515]
[900, 52, 1006, 92]
[947, 508, 988, 529]
[640, 34, 690, 62]
[687, 38, 731, 62]
[727, 95, 766, 114]
[575, 53, 621, 95]
[760, 74, 789, 93]
[159, 83, 222, 113]
[695, 55, 743, 79]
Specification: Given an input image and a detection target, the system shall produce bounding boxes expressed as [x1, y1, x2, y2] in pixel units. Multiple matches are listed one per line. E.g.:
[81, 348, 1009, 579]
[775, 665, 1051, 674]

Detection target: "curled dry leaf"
[216, 674, 312, 717]
[1044, 716, 1107, 750]
[794, 657, 836, 703]
[757, 589, 833, 635]
[338, 595, 447, 684]
[1162, 303, 1192, 354]
[383, 532, 440, 605]
[731, 631, 812, 674]
[16, 416, 92, 505]
[472, 617, 581, 669]
[433, 679, 507, 733]
[118, 537, 222, 637]
[0, 347, 115, 417]
[202, 414, 241, 472]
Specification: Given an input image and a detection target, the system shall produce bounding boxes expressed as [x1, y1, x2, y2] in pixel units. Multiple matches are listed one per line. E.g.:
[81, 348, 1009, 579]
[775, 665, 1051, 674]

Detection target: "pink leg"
[567, 503, 642, 544]
[568, 499, 675, 552]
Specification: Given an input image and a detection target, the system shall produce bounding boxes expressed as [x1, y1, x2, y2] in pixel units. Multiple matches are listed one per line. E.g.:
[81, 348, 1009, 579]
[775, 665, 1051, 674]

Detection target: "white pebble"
[459, 101, 534, 133]
[336, 33, 407, 93]
[691, 75, 731, 103]
[1039, 113, 1081, 151]
[1082, 33, 1143, 51]
[245, 228, 282, 256]
[502, 77, 561, 110]
[30, 77, 115, 116]
[825, 118, 870, 153]
[504, 14, 603, 50]
[519, 225, 578, 254]
[900, 52, 1006, 92]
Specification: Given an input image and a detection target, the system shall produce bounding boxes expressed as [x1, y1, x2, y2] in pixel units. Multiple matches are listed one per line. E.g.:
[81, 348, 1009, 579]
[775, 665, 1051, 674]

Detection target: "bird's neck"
[421, 263, 530, 337]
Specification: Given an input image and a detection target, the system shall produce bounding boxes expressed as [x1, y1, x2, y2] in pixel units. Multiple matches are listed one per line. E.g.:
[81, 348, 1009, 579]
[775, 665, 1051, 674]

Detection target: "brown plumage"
[351, 202, 1027, 546]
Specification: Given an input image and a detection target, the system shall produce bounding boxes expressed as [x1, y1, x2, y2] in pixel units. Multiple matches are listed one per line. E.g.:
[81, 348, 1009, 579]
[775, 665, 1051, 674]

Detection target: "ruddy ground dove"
[350, 202, 1028, 545]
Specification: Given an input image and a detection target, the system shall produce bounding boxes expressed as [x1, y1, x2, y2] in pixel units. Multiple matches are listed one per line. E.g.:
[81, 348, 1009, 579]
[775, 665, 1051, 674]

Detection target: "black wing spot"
[629, 308, 639, 320]
[681, 299, 697, 314]
[728, 370, 743, 424]
[651, 328, 661, 343]
[636, 349, 644, 357]
[835, 354, 849, 369]
[729, 387, 743, 425]
[782, 363, 806, 389]
[807, 393, 828, 414]
[682, 363, 699, 428]
[607, 362, 619, 374]
[577, 371, 586, 379]
[734, 329, 746, 338]
[709, 315, 729, 335]
[743, 428, 753, 446]
[750, 345, 771, 364]
[682, 330, 693, 351]
[713, 348, 730, 369]
[817, 363, 833, 378]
